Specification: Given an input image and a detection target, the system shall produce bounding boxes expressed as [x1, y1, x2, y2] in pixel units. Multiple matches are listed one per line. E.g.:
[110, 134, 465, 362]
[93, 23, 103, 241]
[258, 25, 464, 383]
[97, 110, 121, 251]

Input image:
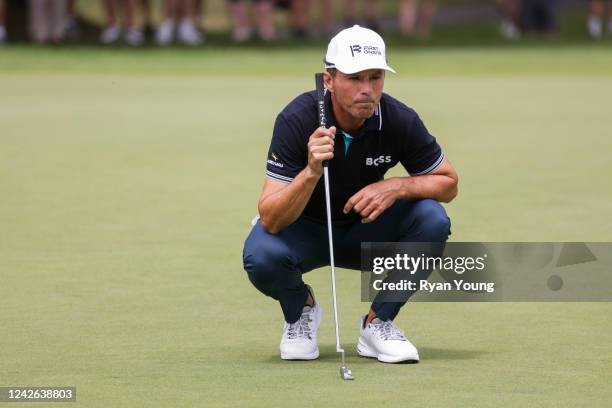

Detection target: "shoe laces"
[371, 320, 406, 341]
[286, 307, 314, 340]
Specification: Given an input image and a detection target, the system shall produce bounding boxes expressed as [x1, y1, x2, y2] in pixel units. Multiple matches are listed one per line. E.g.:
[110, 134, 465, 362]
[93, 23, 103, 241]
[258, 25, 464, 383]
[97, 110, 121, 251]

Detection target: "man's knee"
[409, 199, 451, 242]
[243, 233, 296, 286]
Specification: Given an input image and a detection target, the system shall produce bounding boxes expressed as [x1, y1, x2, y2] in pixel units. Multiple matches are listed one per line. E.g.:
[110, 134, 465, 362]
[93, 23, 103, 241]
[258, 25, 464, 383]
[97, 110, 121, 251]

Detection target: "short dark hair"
[326, 67, 337, 77]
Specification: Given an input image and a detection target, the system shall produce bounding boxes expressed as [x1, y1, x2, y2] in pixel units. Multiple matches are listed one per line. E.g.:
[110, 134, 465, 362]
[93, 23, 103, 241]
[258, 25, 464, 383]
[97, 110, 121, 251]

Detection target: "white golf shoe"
[100, 25, 121, 45]
[124, 29, 144, 47]
[588, 16, 603, 39]
[0, 26, 6, 46]
[357, 316, 419, 363]
[156, 20, 175, 46]
[177, 20, 203, 46]
[280, 287, 322, 360]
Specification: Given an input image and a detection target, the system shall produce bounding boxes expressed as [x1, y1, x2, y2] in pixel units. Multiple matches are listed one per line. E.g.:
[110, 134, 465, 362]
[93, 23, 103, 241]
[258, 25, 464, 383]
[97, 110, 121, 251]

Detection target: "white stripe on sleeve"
[411, 152, 445, 176]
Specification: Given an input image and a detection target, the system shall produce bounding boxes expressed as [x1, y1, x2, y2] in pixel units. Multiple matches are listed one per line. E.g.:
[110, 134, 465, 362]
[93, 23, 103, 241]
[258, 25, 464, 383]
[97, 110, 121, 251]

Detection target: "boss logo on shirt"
[366, 155, 391, 166]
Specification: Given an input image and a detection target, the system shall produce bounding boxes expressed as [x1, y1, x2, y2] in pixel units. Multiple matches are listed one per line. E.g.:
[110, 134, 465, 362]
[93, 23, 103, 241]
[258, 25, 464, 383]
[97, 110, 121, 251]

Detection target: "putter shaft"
[323, 167, 354, 380]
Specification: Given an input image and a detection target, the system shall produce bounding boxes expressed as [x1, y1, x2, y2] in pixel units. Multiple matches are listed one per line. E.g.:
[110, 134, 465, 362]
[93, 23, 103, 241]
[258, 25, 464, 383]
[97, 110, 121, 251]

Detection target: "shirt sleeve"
[399, 113, 445, 176]
[265, 113, 307, 184]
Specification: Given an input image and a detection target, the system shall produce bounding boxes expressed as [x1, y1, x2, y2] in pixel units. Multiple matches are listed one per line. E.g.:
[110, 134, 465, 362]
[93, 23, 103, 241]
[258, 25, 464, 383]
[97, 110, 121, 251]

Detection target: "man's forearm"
[393, 174, 458, 203]
[258, 167, 321, 234]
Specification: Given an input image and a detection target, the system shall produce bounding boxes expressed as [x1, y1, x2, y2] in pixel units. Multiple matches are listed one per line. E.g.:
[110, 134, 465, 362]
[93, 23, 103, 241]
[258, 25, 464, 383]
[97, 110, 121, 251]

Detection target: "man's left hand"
[343, 178, 401, 223]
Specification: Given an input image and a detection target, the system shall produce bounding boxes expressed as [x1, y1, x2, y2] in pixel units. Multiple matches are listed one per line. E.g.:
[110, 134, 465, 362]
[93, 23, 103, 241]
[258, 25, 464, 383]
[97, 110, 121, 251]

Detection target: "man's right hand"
[307, 126, 336, 177]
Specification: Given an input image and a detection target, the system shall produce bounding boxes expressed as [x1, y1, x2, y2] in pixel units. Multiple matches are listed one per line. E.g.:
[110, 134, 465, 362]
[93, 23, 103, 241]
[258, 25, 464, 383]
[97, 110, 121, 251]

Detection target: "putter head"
[340, 365, 354, 380]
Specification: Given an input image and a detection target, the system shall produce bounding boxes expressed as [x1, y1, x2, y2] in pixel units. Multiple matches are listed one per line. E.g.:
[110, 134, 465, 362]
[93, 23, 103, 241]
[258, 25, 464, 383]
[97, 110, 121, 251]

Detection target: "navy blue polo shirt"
[265, 89, 445, 225]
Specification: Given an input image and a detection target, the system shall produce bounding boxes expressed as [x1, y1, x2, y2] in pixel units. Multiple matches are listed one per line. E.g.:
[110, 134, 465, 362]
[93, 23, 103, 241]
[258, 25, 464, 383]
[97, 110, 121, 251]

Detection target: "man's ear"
[323, 71, 334, 93]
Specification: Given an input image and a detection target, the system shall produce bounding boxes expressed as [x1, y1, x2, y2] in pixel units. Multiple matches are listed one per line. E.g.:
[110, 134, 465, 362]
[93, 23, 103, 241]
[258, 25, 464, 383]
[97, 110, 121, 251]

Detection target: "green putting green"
[1, 46, 611, 407]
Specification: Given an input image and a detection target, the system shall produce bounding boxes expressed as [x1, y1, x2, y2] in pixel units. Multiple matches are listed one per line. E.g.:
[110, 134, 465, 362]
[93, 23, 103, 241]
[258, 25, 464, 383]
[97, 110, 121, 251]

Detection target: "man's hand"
[342, 158, 459, 224]
[343, 178, 402, 223]
[307, 126, 336, 177]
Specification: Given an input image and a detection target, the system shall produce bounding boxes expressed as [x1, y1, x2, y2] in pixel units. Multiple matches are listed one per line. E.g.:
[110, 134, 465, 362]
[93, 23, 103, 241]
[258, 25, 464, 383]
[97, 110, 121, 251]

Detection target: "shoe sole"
[357, 338, 419, 364]
[280, 349, 320, 360]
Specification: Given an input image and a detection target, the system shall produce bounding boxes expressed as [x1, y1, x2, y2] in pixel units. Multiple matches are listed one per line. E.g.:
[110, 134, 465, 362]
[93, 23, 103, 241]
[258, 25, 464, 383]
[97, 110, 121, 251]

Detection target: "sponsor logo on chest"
[365, 155, 391, 166]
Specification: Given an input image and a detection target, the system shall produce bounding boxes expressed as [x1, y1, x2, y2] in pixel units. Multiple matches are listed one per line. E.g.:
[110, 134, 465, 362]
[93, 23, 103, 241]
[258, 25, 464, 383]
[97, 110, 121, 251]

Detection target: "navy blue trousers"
[242, 199, 450, 324]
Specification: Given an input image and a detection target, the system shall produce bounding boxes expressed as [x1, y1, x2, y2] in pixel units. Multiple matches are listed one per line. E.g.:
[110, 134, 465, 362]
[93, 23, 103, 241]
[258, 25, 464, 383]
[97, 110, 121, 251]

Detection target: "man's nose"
[360, 80, 373, 96]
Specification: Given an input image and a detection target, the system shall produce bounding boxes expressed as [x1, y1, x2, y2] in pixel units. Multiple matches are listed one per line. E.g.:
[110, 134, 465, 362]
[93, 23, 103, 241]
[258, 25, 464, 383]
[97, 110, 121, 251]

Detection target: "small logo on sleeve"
[267, 152, 284, 168]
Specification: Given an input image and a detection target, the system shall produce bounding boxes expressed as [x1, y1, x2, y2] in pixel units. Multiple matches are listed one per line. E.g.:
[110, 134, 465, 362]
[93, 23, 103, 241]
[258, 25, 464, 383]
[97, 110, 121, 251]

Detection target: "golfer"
[243, 25, 458, 363]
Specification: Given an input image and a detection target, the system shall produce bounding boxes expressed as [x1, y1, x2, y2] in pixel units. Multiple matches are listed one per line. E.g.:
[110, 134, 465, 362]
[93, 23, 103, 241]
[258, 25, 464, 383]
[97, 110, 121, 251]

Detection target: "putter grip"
[314, 73, 329, 168]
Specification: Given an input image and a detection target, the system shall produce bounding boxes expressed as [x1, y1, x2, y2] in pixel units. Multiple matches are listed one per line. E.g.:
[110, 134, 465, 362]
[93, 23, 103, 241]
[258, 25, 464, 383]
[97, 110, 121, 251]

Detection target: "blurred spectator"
[587, 0, 612, 39]
[65, 0, 79, 41]
[0, 0, 5, 46]
[344, 0, 381, 32]
[289, 0, 309, 38]
[194, 0, 204, 31]
[28, 0, 68, 44]
[496, 0, 521, 39]
[316, 0, 334, 35]
[100, 0, 143, 46]
[157, 0, 203, 46]
[522, 0, 557, 35]
[228, 0, 275, 42]
[398, 0, 437, 38]
[141, 0, 155, 38]
[283, 0, 334, 39]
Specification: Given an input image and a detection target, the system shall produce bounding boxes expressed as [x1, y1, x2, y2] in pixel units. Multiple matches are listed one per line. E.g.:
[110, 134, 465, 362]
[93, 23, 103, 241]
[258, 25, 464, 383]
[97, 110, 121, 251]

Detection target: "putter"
[315, 73, 354, 381]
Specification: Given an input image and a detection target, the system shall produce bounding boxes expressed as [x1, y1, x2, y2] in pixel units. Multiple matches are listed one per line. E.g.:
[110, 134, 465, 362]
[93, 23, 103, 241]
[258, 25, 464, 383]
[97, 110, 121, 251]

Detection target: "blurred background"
[1, 0, 612, 47]
[2, 1, 612, 407]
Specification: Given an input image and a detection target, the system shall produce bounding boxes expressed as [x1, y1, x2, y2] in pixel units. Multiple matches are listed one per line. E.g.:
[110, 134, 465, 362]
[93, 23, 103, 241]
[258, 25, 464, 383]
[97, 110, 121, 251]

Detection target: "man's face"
[325, 69, 385, 121]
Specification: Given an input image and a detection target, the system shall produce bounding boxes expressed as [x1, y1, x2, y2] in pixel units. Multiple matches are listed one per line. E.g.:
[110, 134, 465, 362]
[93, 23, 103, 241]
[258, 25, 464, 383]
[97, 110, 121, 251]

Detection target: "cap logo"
[349, 45, 362, 57]
[363, 45, 382, 56]
[349, 44, 382, 58]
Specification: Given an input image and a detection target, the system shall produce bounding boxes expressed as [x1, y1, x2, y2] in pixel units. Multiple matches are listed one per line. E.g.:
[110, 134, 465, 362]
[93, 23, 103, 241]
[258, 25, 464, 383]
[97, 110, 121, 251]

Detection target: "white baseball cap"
[324, 25, 396, 74]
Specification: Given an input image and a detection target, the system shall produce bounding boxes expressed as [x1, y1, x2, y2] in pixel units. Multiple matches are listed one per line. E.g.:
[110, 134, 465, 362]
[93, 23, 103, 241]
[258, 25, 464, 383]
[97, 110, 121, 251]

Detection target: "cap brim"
[334, 61, 396, 75]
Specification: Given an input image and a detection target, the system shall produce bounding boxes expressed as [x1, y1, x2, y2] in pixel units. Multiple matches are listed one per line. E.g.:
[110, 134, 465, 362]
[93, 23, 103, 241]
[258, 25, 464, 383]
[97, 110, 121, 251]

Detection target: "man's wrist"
[390, 177, 411, 200]
[304, 165, 323, 181]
